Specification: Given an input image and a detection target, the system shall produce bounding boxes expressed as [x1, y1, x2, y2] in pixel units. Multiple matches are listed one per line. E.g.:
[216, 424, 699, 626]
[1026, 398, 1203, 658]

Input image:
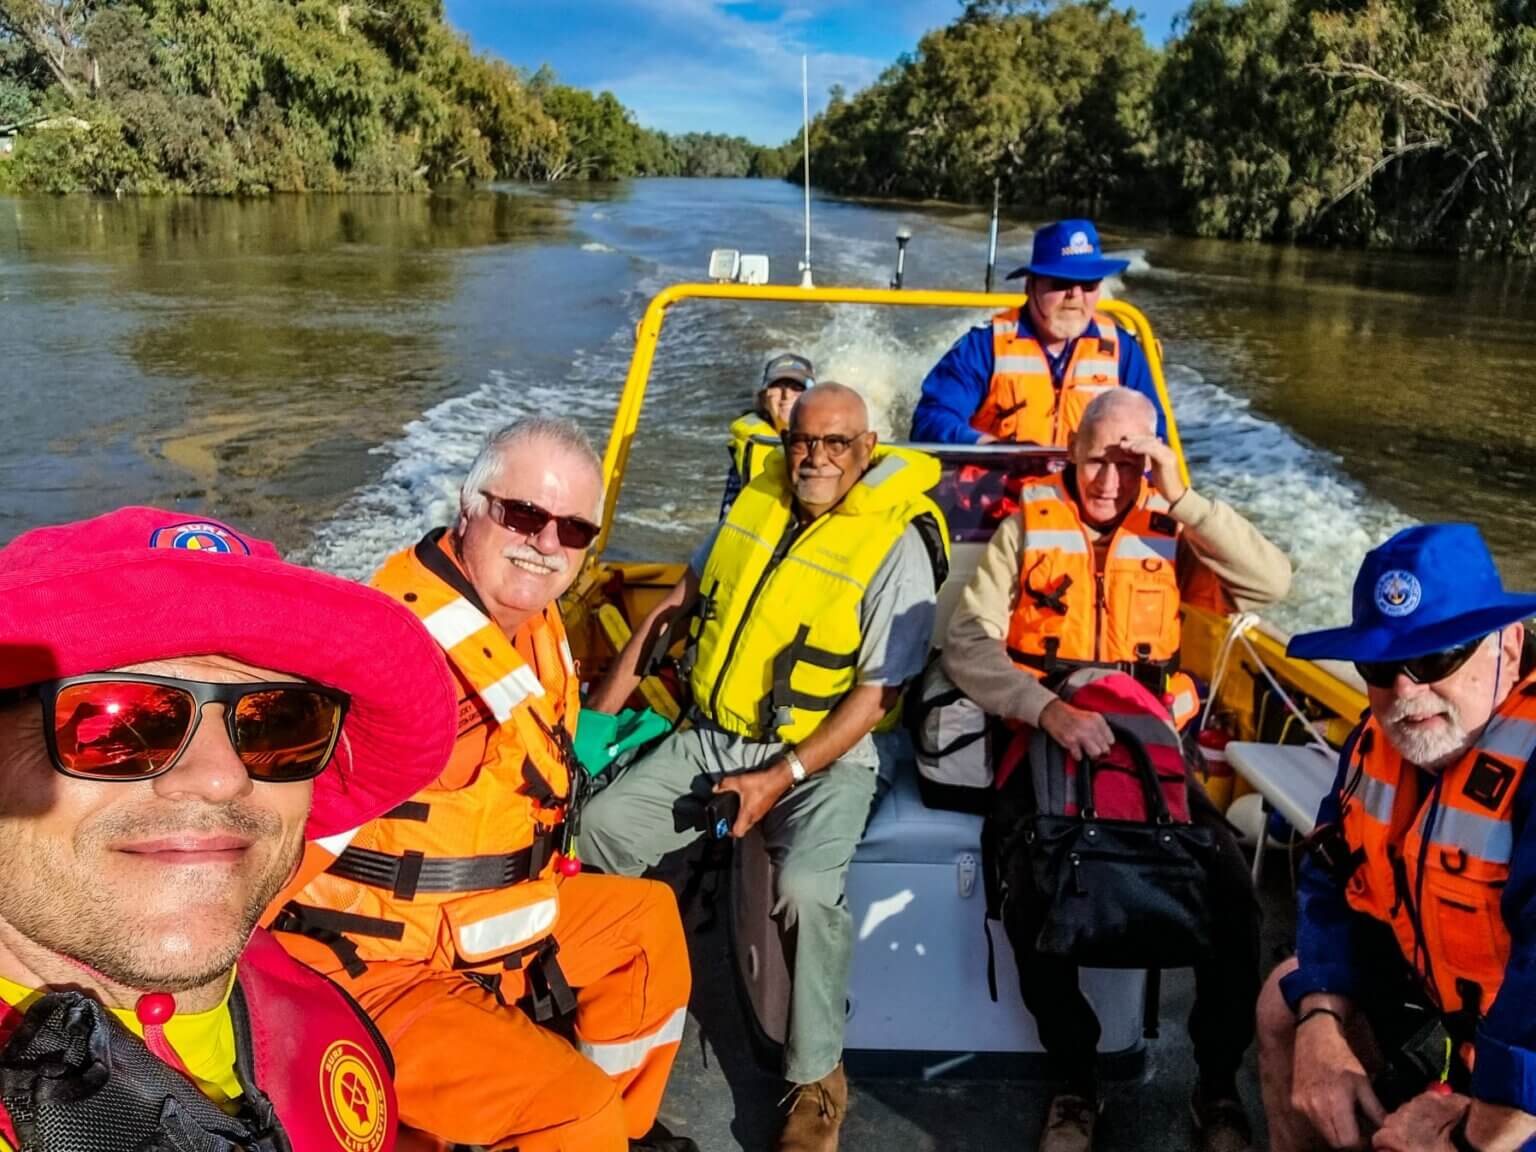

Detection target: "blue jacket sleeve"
[1280, 731, 1369, 1009]
[1116, 331, 1169, 442]
[1471, 765, 1536, 1112]
[910, 325, 992, 444]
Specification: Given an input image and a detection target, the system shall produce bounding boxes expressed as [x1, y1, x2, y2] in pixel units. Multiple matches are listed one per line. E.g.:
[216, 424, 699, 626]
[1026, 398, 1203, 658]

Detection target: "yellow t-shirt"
[0, 970, 243, 1149]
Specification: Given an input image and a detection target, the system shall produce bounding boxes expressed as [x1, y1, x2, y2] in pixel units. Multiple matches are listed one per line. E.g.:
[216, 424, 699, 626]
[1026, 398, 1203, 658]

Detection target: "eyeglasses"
[1039, 276, 1103, 294]
[35, 674, 349, 782]
[1354, 637, 1485, 690]
[783, 432, 867, 459]
[483, 495, 600, 549]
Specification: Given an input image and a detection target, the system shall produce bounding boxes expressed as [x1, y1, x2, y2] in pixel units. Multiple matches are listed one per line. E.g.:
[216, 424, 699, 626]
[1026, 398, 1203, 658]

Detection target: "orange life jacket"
[972, 308, 1122, 445]
[281, 531, 580, 989]
[1005, 473, 1198, 725]
[1339, 677, 1536, 1016]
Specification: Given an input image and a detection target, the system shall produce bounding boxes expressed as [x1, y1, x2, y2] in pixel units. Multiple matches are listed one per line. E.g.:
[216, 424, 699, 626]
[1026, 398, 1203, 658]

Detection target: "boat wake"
[302, 219, 1413, 635]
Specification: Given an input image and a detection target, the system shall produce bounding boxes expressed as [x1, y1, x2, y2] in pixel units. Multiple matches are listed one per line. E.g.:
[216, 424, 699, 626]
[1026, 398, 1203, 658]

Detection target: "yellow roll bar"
[593, 283, 1185, 557]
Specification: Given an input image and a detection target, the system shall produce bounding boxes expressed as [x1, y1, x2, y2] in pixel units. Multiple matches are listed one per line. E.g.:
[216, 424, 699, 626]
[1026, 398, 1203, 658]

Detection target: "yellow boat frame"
[566, 282, 1364, 757]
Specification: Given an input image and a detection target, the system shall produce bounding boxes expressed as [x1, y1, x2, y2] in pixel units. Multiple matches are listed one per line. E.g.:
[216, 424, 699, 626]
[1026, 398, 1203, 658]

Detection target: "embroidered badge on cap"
[320, 1040, 388, 1152]
[1062, 230, 1093, 256]
[1375, 570, 1422, 618]
[148, 521, 251, 555]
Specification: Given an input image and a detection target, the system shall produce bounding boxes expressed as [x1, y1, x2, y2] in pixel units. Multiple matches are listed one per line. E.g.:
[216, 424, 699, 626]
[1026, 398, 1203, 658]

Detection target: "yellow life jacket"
[284, 531, 580, 978]
[729, 411, 780, 484]
[1005, 474, 1198, 725]
[972, 307, 1122, 446]
[1339, 677, 1536, 1016]
[690, 446, 949, 742]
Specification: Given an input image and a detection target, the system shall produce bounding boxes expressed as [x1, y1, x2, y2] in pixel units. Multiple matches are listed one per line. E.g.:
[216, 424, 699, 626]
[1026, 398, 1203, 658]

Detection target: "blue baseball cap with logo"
[1288, 524, 1536, 663]
[1006, 219, 1131, 283]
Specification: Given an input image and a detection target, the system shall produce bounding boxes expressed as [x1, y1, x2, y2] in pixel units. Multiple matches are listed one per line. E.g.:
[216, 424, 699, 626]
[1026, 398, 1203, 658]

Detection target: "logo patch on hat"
[1062, 230, 1094, 256]
[1375, 569, 1422, 618]
[149, 521, 251, 555]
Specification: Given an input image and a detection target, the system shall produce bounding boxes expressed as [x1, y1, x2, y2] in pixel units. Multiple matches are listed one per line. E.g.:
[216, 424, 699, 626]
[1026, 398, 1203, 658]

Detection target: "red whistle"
[1431, 1081, 1454, 1096]
[554, 854, 582, 878]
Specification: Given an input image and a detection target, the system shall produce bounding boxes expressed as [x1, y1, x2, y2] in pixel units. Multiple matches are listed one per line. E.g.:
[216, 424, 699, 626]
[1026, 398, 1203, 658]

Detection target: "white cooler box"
[731, 753, 1148, 1074]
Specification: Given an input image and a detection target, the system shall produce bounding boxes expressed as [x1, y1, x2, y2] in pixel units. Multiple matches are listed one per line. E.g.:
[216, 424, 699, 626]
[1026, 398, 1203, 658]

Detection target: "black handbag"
[1020, 720, 1216, 968]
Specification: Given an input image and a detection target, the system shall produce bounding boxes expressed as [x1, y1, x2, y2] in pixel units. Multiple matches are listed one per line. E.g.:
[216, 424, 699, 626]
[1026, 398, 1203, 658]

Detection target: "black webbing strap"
[1026, 574, 1073, 616]
[328, 843, 539, 896]
[763, 623, 858, 735]
[270, 903, 403, 979]
[381, 800, 431, 821]
[523, 940, 578, 1024]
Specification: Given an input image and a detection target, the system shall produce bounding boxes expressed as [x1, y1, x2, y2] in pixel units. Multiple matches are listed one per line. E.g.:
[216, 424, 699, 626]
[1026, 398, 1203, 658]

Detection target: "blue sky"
[444, 1, 1186, 146]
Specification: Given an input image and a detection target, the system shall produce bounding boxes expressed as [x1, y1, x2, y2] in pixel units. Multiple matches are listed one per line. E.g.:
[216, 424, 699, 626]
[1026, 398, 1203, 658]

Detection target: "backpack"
[912, 657, 996, 814]
[982, 668, 1215, 970]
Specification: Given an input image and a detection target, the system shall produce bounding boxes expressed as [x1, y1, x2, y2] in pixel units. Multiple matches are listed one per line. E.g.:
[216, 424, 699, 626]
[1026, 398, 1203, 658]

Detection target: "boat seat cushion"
[1224, 741, 1337, 836]
[859, 734, 984, 865]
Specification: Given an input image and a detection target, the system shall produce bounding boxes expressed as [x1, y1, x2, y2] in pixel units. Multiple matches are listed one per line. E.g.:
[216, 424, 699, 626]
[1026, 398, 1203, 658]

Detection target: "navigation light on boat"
[891, 227, 912, 290]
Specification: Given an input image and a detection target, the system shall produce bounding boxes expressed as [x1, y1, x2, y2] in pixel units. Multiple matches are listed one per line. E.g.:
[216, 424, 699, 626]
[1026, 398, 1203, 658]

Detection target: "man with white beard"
[1255, 524, 1536, 1152]
[276, 419, 695, 1152]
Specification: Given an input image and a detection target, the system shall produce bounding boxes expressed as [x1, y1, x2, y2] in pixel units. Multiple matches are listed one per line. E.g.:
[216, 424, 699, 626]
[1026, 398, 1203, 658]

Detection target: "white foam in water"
[580, 242, 615, 253]
[1167, 363, 1414, 631]
[303, 216, 1409, 636]
[298, 368, 618, 582]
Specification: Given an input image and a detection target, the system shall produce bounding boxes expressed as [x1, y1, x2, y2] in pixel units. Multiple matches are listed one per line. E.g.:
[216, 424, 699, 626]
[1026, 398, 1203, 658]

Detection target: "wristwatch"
[782, 748, 807, 787]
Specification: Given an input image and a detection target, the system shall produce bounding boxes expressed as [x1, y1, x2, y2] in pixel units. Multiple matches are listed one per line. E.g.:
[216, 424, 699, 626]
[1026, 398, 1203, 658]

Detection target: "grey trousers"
[579, 725, 879, 1085]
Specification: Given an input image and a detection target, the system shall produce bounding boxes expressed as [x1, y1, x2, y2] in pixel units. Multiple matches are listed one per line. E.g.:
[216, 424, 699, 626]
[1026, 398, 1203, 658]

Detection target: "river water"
[3, 180, 1533, 632]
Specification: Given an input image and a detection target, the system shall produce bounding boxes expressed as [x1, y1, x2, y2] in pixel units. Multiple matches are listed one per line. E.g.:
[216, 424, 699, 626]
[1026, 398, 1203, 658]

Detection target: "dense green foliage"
[799, 0, 1536, 254]
[0, 0, 774, 193]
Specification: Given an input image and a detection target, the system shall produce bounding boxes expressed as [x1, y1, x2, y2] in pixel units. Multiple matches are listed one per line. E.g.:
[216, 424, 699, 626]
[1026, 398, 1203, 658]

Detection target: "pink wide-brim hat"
[0, 507, 456, 840]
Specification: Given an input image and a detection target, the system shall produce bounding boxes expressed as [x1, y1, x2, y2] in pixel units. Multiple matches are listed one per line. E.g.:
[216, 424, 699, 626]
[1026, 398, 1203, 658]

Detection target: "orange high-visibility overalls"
[274, 531, 690, 1152]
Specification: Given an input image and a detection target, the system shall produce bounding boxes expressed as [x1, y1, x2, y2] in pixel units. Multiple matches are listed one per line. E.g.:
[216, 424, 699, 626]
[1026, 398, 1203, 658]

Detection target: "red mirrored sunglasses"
[482, 494, 600, 549]
[23, 674, 349, 783]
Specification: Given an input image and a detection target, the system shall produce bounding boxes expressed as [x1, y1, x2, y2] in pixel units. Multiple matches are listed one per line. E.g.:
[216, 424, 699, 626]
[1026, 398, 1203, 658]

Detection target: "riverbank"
[795, 0, 1536, 258]
[4, 180, 1532, 624]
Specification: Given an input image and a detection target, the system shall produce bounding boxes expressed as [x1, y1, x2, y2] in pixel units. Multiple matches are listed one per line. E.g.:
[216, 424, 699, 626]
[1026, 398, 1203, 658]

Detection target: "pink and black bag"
[984, 668, 1215, 969]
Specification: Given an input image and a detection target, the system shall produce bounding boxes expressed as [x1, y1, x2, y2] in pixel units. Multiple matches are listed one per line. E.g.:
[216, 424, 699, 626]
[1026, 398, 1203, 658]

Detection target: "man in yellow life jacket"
[1258, 525, 1536, 1152]
[0, 507, 462, 1152]
[721, 352, 815, 518]
[582, 383, 948, 1152]
[909, 219, 1167, 447]
[943, 388, 1291, 1152]
[274, 419, 695, 1152]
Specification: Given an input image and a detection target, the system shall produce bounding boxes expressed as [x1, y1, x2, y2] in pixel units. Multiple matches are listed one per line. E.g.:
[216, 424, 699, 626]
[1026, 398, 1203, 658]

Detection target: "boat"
[555, 268, 1367, 1147]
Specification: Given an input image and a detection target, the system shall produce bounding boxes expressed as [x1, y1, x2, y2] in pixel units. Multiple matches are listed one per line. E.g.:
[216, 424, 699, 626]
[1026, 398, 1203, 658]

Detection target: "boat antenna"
[799, 54, 814, 289]
[984, 175, 1001, 293]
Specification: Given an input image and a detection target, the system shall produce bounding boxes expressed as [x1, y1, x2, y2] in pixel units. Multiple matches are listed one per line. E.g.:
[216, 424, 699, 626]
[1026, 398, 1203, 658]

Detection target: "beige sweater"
[942, 486, 1292, 725]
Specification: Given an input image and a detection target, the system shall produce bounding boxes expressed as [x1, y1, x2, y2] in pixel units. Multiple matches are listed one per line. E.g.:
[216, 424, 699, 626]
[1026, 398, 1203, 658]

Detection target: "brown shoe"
[777, 1063, 848, 1152]
[1038, 1093, 1097, 1152]
[1191, 1089, 1253, 1152]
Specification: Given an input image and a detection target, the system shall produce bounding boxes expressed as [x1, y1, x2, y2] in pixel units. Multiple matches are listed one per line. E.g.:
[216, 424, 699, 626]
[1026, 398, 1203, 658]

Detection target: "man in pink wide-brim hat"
[0, 507, 457, 1152]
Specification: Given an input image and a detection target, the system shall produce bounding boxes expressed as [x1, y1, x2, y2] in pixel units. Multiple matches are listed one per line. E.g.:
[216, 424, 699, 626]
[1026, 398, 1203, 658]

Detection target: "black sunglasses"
[35, 673, 348, 782]
[483, 494, 600, 549]
[1354, 637, 1485, 690]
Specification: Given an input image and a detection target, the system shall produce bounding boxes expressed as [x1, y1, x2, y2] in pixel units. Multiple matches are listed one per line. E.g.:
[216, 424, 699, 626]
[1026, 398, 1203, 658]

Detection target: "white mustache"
[502, 543, 567, 574]
[1385, 695, 1455, 723]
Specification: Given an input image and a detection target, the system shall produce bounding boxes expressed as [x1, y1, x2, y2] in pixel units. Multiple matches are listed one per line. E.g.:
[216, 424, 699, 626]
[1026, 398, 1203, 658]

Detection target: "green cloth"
[572, 708, 672, 776]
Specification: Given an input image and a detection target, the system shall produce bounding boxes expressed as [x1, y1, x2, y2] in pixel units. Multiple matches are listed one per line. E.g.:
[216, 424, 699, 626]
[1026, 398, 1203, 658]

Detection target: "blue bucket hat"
[1287, 524, 1536, 663]
[1006, 219, 1130, 283]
